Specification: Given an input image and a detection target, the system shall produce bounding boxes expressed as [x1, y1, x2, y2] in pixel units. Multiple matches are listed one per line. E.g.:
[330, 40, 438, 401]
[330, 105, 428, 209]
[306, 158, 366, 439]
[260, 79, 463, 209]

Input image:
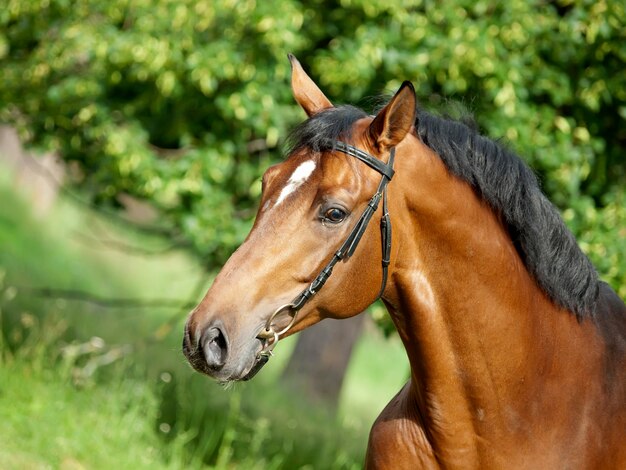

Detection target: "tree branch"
[72, 230, 190, 256]
[20, 286, 196, 310]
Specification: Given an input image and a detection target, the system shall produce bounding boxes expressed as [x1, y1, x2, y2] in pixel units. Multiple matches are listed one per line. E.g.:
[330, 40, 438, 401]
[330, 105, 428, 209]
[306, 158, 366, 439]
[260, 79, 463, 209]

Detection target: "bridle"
[244, 140, 395, 380]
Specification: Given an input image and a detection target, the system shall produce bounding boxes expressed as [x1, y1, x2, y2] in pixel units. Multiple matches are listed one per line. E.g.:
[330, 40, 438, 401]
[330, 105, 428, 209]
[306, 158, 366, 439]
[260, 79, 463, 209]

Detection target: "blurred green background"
[0, 0, 624, 468]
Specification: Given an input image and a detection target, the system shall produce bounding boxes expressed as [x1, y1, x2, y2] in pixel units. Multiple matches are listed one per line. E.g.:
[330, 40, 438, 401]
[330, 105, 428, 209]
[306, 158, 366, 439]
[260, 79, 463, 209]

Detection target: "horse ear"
[289, 54, 333, 117]
[368, 81, 416, 152]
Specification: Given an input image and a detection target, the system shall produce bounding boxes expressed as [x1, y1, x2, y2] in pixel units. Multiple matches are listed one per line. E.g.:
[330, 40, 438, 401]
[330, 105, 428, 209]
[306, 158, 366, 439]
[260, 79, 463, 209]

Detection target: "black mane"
[288, 105, 600, 318]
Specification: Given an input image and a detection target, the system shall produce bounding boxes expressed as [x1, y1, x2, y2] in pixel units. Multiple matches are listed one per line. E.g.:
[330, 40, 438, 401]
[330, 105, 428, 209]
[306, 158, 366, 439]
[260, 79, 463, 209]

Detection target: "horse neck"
[383, 139, 600, 459]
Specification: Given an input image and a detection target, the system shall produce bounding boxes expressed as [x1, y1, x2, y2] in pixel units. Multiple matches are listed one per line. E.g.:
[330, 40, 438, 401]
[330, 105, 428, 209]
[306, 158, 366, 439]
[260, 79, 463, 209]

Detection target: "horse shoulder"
[365, 382, 440, 470]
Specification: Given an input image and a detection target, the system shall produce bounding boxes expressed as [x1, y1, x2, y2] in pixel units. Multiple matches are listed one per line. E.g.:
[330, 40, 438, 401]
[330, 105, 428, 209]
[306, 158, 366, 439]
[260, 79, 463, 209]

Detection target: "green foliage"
[0, 0, 624, 294]
[0, 323, 364, 469]
[160, 375, 365, 469]
[0, 329, 168, 469]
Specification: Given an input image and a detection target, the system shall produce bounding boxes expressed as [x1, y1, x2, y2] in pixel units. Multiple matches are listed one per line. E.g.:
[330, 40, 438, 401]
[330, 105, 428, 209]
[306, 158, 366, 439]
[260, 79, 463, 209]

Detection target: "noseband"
[247, 141, 395, 379]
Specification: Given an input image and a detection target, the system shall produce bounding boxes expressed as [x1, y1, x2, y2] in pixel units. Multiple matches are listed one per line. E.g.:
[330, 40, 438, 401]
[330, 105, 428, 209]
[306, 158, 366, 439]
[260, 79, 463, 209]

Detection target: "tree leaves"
[1, 0, 624, 298]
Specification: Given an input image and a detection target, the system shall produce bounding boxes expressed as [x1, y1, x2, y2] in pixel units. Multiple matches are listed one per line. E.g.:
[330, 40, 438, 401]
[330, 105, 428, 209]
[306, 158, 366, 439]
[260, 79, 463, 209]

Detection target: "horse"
[183, 55, 626, 469]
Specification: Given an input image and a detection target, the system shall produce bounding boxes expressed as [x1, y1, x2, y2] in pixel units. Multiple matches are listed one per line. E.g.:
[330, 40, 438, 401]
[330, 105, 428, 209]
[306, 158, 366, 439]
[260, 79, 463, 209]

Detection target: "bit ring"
[264, 303, 299, 337]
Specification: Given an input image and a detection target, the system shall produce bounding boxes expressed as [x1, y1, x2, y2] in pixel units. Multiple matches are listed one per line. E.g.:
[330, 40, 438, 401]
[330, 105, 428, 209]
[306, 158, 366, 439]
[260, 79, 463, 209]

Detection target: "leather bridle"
[245, 140, 395, 380]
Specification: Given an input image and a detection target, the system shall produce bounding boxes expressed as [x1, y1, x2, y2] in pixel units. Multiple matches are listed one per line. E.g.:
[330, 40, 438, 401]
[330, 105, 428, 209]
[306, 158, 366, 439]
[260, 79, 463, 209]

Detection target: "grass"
[0, 160, 408, 468]
[340, 323, 408, 425]
[0, 352, 168, 469]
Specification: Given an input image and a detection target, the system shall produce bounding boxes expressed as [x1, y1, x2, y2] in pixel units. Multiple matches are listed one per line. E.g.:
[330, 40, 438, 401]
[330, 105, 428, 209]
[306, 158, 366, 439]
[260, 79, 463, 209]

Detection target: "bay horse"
[183, 55, 626, 469]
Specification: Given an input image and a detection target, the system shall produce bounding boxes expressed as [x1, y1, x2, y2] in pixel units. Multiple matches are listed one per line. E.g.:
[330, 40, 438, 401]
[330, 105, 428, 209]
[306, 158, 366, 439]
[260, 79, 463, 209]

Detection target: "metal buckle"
[257, 328, 279, 358]
[256, 303, 300, 359]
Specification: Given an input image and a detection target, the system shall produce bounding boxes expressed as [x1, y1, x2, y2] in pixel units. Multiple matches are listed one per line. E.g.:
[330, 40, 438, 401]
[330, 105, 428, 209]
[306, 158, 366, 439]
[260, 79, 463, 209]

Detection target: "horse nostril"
[202, 326, 228, 370]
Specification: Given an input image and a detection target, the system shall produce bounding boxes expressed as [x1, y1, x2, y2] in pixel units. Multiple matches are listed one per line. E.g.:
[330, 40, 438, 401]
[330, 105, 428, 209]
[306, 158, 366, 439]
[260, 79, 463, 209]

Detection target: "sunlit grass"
[0, 313, 175, 469]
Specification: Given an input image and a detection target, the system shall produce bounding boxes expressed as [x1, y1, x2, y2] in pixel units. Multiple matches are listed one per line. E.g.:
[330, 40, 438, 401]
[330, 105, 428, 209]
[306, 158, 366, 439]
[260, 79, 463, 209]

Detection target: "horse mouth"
[212, 350, 269, 385]
[183, 335, 267, 383]
[240, 354, 270, 381]
[183, 321, 278, 383]
[237, 331, 275, 382]
[216, 335, 272, 383]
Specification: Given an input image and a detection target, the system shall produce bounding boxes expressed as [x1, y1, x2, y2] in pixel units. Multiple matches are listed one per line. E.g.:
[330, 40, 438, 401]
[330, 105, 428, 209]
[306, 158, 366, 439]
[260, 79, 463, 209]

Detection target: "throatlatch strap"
[377, 148, 394, 300]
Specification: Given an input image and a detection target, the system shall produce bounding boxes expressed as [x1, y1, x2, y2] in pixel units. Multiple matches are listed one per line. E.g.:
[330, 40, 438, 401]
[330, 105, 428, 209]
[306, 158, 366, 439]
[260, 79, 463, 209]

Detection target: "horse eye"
[323, 208, 347, 224]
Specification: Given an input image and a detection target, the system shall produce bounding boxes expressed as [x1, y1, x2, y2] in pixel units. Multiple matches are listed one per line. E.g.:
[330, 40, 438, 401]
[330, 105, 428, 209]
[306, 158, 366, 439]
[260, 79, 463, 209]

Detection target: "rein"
[247, 141, 395, 378]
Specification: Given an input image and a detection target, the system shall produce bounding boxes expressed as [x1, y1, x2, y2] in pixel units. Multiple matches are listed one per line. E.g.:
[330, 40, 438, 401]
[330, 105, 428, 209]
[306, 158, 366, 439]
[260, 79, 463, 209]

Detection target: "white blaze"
[273, 160, 316, 207]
